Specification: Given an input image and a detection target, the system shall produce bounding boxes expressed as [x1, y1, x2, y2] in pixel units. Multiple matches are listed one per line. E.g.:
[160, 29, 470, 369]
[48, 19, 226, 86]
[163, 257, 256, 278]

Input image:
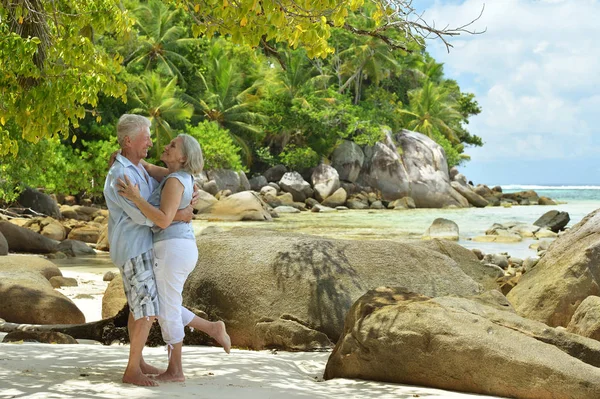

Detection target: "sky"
[410, 0, 600, 186]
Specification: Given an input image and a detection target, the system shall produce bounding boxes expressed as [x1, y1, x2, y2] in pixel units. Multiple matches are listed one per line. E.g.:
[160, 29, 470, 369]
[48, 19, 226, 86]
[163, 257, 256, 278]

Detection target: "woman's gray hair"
[117, 114, 151, 146]
[178, 134, 204, 175]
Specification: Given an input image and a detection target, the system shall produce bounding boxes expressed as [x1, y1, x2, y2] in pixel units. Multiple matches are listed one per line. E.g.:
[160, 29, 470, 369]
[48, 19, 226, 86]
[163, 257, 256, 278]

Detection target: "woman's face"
[161, 136, 185, 165]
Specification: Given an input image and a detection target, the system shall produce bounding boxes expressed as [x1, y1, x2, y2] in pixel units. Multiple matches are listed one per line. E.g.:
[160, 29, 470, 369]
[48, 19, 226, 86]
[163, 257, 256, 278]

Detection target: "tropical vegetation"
[0, 0, 482, 203]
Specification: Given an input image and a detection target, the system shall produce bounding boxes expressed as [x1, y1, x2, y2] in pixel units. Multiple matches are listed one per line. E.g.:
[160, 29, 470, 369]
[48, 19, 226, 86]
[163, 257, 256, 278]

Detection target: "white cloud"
[415, 0, 600, 166]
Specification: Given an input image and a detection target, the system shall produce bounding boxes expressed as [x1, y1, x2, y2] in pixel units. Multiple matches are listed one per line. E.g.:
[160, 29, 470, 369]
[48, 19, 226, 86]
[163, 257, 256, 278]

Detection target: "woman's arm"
[117, 175, 184, 229]
[141, 160, 170, 183]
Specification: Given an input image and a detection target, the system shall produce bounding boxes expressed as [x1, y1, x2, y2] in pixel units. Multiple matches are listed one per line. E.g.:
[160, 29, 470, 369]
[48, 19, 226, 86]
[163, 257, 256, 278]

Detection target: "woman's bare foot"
[140, 360, 164, 375]
[213, 321, 231, 354]
[122, 370, 159, 386]
[155, 370, 185, 383]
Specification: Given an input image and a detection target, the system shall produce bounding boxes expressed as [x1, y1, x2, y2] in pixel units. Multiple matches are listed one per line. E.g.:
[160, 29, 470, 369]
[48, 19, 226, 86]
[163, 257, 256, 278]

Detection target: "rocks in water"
[3, 331, 78, 344]
[197, 191, 272, 221]
[18, 187, 62, 219]
[57, 239, 96, 257]
[451, 181, 488, 208]
[0, 255, 84, 324]
[501, 190, 539, 205]
[482, 253, 509, 269]
[324, 287, 600, 399]
[507, 208, 600, 327]
[49, 276, 78, 288]
[253, 316, 334, 351]
[183, 228, 483, 348]
[534, 210, 570, 232]
[421, 218, 459, 241]
[273, 206, 301, 214]
[0, 221, 58, 254]
[310, 204, 336, 213]
[539, 196, 557, 205]
[567, 296, 600, 341]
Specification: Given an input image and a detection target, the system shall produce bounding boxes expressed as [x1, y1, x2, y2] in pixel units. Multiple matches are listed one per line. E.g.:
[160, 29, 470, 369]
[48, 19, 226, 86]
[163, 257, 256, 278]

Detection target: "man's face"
[127, 126, 152, 159]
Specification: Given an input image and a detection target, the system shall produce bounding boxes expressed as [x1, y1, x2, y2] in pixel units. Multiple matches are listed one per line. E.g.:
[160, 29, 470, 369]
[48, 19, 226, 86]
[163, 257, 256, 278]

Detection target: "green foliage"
[187, 121, 244, 171]
[129, 72, 193, 157]
[0, 132, 119, 203]
[279, 145, 320, 171]
[0, 0, 132, 155]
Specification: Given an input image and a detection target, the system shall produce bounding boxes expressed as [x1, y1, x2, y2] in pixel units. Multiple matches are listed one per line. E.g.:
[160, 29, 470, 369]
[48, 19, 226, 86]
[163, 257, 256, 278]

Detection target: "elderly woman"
[117, 133, 230, 383]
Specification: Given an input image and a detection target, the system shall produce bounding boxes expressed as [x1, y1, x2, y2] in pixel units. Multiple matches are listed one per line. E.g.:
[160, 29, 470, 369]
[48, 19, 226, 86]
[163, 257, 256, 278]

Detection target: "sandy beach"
[0, 267, 504, 399]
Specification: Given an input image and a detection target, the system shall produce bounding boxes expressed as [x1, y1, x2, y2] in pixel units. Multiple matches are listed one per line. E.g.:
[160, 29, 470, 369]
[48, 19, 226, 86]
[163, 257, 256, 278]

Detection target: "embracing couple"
[103, 114, 230, 386]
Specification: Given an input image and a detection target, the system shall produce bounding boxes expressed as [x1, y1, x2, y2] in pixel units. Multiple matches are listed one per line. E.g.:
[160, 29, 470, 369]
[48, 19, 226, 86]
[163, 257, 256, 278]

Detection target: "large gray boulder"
[17, 187, 62, 219]
[395, 130, 468, 208]
[358, 135, 410, 201]
[192, 190, 218, 213]
[325, 287, 600, 399]
[0, 221, 58, 254]
[0, 256, 85, 324]
[507, 209, 600, 327]
[311, 164, 340, 202]
[331, 140, 364, 183]
[205, 169, 244, 194]
[182, 228, 483, 348]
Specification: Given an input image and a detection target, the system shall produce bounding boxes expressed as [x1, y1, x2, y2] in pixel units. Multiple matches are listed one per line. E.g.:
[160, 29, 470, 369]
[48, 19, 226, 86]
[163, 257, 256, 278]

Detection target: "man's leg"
[122, 314, 157, 386]
[126, 312, 163, 375]
[119, 250, 161, 386]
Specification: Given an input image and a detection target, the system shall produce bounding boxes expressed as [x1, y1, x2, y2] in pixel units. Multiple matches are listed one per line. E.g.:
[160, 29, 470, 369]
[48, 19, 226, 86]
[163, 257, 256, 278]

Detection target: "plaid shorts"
[118, 249, 159, 320]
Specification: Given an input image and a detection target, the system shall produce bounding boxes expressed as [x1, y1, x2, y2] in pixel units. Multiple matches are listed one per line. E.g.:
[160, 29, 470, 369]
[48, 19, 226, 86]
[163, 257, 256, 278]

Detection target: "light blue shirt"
[149, 170, 195, 243]
[104, 154, 157, 267]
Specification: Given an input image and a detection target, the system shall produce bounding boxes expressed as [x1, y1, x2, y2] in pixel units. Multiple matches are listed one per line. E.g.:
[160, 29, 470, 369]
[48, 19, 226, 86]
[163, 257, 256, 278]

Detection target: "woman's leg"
[153, 239, 190, 382]
[181, 308, 231, 353]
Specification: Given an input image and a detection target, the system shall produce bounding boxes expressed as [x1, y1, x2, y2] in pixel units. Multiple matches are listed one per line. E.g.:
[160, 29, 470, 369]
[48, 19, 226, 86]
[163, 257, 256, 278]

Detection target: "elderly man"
[103, 114, 195, 386]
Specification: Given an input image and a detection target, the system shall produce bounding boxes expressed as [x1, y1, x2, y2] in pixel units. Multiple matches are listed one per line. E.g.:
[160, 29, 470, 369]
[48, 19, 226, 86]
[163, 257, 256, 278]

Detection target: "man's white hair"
[117, 114, 151, 146]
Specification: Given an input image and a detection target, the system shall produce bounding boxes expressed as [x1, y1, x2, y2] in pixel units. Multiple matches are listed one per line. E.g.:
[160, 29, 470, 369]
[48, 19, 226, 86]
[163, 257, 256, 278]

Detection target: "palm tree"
[337, 36, 400, 104]
[184, 43, 267, 165]
[399, 81, 463, 144]
[125, 0, 196, 85]
[129, 72, 193, 158]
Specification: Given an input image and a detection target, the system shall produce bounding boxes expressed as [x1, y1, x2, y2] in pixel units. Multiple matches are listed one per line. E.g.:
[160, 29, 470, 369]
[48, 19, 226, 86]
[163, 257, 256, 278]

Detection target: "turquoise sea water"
[191, 186, 600, 260]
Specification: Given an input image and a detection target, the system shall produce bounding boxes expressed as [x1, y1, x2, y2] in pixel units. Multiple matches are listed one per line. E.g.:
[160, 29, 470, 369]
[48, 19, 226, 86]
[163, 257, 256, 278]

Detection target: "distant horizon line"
[498, 185, 600, 190]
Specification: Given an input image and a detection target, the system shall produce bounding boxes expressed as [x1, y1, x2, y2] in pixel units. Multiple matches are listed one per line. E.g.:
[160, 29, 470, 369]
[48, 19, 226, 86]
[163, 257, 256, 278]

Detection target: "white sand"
[0, 266, 503, 399]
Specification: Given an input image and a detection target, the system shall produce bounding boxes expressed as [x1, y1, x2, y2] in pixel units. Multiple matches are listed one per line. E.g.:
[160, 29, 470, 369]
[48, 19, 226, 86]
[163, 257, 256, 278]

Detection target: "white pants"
[154, 238, 198, 345]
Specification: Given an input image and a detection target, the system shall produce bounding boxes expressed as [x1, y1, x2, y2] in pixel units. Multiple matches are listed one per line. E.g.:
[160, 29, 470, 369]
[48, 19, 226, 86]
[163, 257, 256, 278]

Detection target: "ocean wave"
[501, 185, 600, 190]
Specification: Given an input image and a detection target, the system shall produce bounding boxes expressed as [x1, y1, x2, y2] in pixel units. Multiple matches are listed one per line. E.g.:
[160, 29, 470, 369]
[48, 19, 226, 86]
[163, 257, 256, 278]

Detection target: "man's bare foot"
[140, 360, 164, 375]
[122, 370, 159, 386]
[155, 370, 185, 383]
[213, 321, 231, 354]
